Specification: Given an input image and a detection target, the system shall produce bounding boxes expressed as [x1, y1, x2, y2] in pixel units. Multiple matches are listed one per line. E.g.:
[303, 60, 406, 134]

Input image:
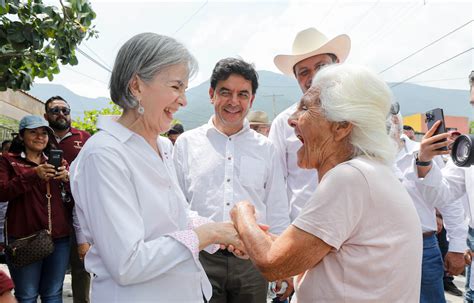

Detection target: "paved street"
[0, 264, 468, 302]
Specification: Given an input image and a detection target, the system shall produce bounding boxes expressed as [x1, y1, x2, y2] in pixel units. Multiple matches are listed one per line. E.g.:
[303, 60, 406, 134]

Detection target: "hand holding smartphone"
[425, 108, 448, 151]
[48, 149, 63, 170]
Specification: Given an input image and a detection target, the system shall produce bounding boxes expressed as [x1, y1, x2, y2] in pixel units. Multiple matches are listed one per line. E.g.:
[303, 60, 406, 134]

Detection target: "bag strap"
[5, 181, 53, 245]
[46, 182, 52, 233]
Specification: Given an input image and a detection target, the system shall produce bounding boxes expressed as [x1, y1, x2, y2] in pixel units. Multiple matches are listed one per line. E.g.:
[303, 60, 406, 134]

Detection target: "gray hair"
[312, 64, 397, 164]
[109, 33, 198, 109]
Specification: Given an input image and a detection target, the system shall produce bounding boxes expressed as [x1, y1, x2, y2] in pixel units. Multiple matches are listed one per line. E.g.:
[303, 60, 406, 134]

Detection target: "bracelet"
[414, 152, 432, 167]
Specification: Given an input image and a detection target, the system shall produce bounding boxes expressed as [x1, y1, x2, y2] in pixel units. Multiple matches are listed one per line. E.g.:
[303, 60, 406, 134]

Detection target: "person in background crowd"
[166, 123, 184, 145]
[173, 58, 291, 302]
[44, 95, 91, 303]
[437, 130, 467, 297]
[0, 140, 11, 263]
[0, 141, 11, 156]
[270, 27, 351, 221]
[69, 33, 244, 303]
[0, 115, 71, 302]
[388, 110, 465, 303]
[403, 125, 417, 141]
[231, 64, 422, 302]
[415, 70, 474, 302]
[247, 110, 271, 137]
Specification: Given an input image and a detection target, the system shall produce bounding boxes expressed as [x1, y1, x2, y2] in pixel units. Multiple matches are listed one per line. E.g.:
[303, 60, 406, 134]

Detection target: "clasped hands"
[213, 201, 268, 259]
[35, 163, 69, 182]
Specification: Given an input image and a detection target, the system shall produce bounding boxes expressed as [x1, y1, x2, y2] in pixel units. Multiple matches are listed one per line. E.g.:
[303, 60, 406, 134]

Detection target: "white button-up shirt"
[398, 136, 467, 252]
[417, 154, 474, 229]
[173, 117, 290, 235]
[268, 103, 318, 221]
[70, 118, 214, 302]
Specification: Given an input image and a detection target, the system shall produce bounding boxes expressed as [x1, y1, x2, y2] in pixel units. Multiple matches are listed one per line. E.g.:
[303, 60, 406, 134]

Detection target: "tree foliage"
[72, 102, 122, 135]
[0, 0, 98, 91]
[72, 102, 182, 137]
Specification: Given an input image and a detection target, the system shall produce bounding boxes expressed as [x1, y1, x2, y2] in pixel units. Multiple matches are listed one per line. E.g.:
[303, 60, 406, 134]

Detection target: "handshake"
[195, 201, 265, 259]
[194, 201, 294, 300]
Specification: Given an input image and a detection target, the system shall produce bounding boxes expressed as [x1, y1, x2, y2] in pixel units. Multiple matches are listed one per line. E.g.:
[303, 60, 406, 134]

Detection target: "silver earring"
[137, 100, 145, 115]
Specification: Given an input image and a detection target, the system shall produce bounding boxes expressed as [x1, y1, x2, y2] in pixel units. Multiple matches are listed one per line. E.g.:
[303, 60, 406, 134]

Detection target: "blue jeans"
[465, 227, 474, 303]
[6, 236, 71, 303]
[420, 234, 446, 303]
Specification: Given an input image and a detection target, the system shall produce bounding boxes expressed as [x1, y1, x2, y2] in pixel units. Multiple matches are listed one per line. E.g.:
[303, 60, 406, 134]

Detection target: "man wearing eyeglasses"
[44, 95, 91, 303]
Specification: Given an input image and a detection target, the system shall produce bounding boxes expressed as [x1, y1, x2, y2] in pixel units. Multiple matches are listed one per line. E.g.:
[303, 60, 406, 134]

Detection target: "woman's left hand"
[53, 166, 69, 182]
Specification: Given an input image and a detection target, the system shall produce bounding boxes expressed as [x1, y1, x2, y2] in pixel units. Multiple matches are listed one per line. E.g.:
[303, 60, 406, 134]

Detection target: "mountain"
[28, 83, 111, 118]
[27, 71, 472, 130]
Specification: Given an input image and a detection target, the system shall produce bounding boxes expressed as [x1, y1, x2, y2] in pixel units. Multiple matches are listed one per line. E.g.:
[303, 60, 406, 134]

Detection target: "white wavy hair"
[312, 64, 397, 164]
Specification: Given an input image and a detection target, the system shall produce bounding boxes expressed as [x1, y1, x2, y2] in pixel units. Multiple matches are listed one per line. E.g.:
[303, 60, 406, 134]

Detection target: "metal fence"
[0, 125, 15, 142]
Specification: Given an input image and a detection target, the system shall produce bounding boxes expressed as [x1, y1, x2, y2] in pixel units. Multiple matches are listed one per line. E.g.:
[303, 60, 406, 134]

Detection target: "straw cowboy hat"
[274, 28, 351, 76]
[247, 111, 270, 125]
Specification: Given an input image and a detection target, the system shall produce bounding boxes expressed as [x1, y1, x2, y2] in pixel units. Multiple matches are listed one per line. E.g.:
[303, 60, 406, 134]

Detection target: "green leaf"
[0, 3, 8, 15]
[7, 22, 25, 43]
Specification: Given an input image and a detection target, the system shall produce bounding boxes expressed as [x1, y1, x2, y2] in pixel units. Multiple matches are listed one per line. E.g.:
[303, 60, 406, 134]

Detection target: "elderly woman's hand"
[34, 163, 57, 181]
[230, 201, 256, 230]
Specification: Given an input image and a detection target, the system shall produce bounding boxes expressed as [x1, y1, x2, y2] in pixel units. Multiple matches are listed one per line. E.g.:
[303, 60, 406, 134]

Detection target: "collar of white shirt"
[97, 116, 134, 143]
[204, 116, 251, 137]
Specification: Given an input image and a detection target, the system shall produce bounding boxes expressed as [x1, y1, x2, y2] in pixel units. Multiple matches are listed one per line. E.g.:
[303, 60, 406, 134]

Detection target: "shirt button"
[228, 157, 231, 160]
[226, 203, 230, 206]
[227, 179, 231, 182]
[229, 138, 232, 141]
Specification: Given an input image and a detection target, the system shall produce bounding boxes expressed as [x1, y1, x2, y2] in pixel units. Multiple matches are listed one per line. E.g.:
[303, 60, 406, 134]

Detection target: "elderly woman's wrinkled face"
[288, 88, 335, 170]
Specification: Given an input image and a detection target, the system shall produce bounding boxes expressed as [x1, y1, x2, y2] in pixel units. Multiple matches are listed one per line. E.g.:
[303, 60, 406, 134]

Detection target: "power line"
[82, 43, 112, 71]
[410, 77, 467, 84]
[390, 48, 473, 88]
[63, 66, 109, 86]
[76, 47, 112, 73]
[318, 0, 339, 27]
[379, 19, 473, 74]
[360, 1, 421, 52]
[174, 1, 208, 34]
[347, 0, 381, 33]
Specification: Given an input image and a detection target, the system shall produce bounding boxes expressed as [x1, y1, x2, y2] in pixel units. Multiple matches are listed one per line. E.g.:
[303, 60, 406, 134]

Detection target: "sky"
[36, 0, 474, 99]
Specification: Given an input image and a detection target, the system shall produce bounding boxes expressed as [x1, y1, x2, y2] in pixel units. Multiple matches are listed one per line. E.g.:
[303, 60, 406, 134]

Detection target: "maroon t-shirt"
[0, 153, 72, 239]
[56, 127, 90, 164]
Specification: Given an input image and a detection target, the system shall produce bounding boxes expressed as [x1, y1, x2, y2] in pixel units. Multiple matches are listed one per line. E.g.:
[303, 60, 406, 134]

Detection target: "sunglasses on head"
[48, 107, 71, 115]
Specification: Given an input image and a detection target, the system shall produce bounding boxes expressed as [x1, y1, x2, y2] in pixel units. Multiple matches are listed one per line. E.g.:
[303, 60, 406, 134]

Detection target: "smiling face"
[21, 127, 49, 154]
[294, 54, 336, 93]
[133, 64, 189, 134]
[45, 99, 71, 131]
[288, 89, 334, 170]
[210, 74, 255, 136]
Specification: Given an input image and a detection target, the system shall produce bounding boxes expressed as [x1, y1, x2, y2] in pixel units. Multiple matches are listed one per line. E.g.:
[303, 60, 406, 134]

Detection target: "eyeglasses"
[48, 107, 71, 115]
[390, 102, 400, 115]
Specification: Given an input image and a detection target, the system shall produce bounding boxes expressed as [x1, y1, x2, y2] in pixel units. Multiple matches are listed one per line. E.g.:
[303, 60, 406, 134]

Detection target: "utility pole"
[262, 94, 284, 118]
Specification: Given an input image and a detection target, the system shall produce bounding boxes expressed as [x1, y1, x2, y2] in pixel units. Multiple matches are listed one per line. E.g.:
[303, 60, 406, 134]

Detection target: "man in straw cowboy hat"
[247, 110, 271, 137]
[269, 28, 351, 221]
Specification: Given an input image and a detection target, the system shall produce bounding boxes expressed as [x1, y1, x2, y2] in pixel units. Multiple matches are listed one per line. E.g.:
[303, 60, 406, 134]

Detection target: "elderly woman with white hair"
[231, 64, 423, 302]
[69, 33, 243, 302]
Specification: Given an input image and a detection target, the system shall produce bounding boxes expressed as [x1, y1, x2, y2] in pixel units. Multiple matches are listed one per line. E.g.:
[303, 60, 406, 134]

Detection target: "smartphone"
[425, 108, 447, 151]
[48, 149, 63, 170]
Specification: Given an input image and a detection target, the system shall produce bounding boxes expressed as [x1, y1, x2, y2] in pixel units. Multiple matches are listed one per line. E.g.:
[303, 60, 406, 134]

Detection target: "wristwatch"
[414, 152, 432, 166]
